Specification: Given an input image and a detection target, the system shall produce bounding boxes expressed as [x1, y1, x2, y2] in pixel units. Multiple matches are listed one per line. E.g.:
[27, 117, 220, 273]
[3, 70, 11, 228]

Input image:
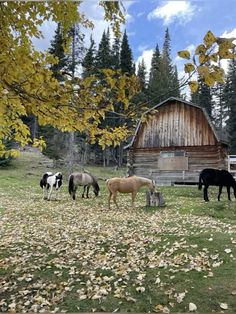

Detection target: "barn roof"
[125, 97, 228, 149]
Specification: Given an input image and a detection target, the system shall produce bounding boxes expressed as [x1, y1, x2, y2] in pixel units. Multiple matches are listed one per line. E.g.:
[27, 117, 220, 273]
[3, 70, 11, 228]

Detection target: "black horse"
[198, 168, 236, 201]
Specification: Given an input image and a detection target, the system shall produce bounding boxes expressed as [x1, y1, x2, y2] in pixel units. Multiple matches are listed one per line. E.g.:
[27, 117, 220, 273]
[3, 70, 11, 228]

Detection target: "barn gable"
[127, 97, 223, 149]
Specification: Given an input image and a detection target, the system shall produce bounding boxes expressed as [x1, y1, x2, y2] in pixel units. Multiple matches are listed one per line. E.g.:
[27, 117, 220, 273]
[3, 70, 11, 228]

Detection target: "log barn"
[125, 97, 229, 185]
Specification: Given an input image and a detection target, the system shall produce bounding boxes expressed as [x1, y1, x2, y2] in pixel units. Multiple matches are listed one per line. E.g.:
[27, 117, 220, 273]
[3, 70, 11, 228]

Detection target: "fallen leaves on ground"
[0, 188, 236, 312]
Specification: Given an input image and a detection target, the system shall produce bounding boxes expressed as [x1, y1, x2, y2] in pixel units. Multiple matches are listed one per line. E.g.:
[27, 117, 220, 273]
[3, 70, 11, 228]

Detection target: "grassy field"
[0, 151, 236, 313]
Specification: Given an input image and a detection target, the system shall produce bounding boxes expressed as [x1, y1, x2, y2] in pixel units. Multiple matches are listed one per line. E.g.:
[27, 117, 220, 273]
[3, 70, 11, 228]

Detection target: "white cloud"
[32, 20, 56, 51]
[147, 1, 197, 25]
[138, 44, 149, 53]
[80, 1, 134, 48]
[136, 48, 154, 75]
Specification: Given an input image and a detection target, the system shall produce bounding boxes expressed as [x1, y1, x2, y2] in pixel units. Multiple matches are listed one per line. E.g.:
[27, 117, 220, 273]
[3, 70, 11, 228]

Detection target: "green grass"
[0, 151, 236, 313]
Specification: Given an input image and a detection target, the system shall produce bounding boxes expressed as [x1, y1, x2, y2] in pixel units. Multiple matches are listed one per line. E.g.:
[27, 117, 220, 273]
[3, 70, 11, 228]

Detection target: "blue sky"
[33, 0, 236, 78]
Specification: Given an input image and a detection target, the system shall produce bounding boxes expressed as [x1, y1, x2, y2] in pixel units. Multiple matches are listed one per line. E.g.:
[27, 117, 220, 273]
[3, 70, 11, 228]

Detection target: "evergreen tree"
[82, 35, 96, 78]
[111, 34, 120, 70]
[223, 56, 236, 153]
[66, 24, 85, 77]
[172, 65, 180, 97]
[137, 59, 147, 92]
[131, 59, 148, 111]
[211, 83, 227, 135]
[48, 23, 67, 81]
[40, 24, 68, 163]
[198, 80, 213, 119]
[191, 75, 213, 119]
[147, 44, 162, 106]
[191, 89, 200, 104]
[159, 28, 180, 99]
[96, 29, 112, 70]
[120, 30, 134, 75]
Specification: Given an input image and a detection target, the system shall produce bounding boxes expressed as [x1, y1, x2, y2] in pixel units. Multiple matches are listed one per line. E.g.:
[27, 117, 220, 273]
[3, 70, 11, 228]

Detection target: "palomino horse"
[106, 175, 156, 209]
[198, 168, 236, 201]
[40, 172, 63, 200]
[68, 172, 100, 200]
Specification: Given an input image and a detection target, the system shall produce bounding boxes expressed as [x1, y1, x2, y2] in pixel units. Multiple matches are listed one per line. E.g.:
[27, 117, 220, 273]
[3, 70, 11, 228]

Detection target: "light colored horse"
[106, 175, 156, 209]
[68, 172, 100, 200]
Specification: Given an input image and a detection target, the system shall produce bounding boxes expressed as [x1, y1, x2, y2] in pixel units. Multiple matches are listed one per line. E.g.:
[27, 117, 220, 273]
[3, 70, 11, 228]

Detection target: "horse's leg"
[218, 186, 223, 201]
[203, 185, 209, 201]
[55, 189, 59, 200]
[113, 192, 119, 210]
[82, 186, 86, 198]
[131, 191, 137, 208]
[86, 186, 90, 198]
[48, 185, 53, 200]
[226, 186, 231, 201]
[108, 191, 112, 209]
[43, 186, 47, 200]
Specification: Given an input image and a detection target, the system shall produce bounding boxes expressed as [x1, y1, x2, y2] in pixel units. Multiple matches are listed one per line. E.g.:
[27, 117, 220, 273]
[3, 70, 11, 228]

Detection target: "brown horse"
[106, 175, 156, 209]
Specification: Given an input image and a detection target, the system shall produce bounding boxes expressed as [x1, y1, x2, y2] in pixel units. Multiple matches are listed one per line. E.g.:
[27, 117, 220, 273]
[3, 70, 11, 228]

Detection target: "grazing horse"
[40, 172, 63, 200]
[106, 175, 156, 209]
[68, 172, 100, 200]
[198, 168, 236, 201]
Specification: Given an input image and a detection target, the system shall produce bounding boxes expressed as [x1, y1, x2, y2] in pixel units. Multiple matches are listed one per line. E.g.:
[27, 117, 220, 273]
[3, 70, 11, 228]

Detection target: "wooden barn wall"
[133, 102, 217, 148]
[128, 145, 228, 181]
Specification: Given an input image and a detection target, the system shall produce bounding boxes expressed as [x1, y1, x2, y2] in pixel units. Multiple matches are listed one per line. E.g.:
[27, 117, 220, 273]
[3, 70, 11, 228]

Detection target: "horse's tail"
[68, 175, 74, 195]
[198, 172, 203, 190]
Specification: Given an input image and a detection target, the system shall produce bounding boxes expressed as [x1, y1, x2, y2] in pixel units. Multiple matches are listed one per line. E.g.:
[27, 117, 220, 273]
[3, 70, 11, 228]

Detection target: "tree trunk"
[67, 131, 75, 174]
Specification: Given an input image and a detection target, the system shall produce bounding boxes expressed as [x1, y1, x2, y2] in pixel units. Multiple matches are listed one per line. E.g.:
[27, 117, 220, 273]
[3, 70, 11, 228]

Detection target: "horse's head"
[93, 182, 100, 197]
[149, 179, 156, 194]
[55, 172, 63, 190]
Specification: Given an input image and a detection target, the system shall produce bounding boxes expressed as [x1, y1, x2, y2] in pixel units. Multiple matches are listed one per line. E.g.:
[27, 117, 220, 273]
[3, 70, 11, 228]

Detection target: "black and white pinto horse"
[68, 172, 100, 200]
[198, 168, 236, 201]
[40, 172, 63, 200]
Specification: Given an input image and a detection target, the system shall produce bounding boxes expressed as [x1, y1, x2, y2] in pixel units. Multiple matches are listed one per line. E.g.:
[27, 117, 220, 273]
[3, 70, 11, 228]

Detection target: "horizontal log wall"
[128, 145, 228, 183]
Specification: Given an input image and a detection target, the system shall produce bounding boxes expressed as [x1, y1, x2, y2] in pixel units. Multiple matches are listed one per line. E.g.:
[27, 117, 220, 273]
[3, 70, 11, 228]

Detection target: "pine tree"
[198, 80, 213, 119]
[223, 56, 236, 153]
[96, 29, 112, 70]
[48, 23, 67, 81]
[120, 30, 134, 75]
[66, 24, 85, 77]
[40, 24, 68, 163]
[111, 34, 120, 70]
[211, 83, 227, 135]
[147, 30, 180, 106]
[82, 35, 96, 78]
[147, 44, 162, 106]
[172, 65, 180, 97]
[137, 59, 147, 92]
[160, 28, 180, 99]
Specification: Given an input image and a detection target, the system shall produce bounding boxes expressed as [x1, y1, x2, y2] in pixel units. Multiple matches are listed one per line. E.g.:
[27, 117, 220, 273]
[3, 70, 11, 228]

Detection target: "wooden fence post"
[146, 191, 165, 207]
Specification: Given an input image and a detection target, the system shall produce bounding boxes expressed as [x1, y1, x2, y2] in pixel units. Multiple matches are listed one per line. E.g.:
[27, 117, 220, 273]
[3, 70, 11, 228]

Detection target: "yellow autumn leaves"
[0, 2, 140, 157]
[178, 30, 236, 93]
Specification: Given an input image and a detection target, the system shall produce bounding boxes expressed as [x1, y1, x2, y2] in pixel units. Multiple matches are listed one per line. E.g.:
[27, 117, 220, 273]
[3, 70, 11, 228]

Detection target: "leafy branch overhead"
[0, 2, 139, 157]
[178, 31, 236, 93]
